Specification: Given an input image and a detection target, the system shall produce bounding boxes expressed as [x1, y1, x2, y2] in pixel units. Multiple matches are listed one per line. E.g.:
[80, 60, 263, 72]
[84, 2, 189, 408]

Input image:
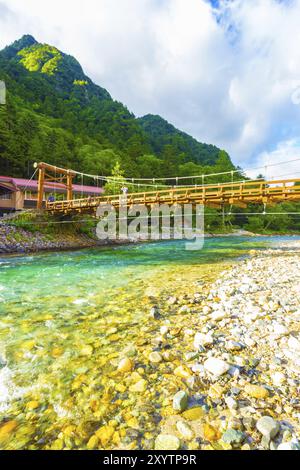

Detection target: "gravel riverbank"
[151, 240, 300, 450]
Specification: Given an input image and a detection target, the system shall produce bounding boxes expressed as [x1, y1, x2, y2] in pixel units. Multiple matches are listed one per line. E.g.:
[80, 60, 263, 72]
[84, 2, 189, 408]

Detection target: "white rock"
[288, 336, 300, 351]
[273, 323, 289, 336]
[226, 340, 244, 351]
[277, 440, 300, 450]
[211, 311, 227, 321]
[271, 372, 285, 386]
[160, 326, 169, 336]
[194, 333, 214, 350]
[204, 357, 230, 377]
[191, 364, 205, 375]
[225, 396, 238, 410]
[256, 416, 280, 440]
[244, 337, 256, 348]
[176, 421, 194, 440]
[202, 306, 212, 315]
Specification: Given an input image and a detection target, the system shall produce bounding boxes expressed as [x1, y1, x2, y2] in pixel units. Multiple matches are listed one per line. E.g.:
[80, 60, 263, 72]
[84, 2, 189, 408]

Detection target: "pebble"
[204, 357, 230, 376]
[174, 365, 192, 379]
[173, 391, 189, 412]
[182, 407, 205, 420]
[160, 326, 169, 336]
[117, 357, 133, 373]
[203, 423, 221, 442]
[211, 311, 227, 321]
[194, 332, 214, 349]
[244, 384, 269, 399]
[277, 440, 300, 450]
[155, 434, 181, 450]
[225, 340, 244, 351]
[150, 306, 160, 319]
[79, 345, 93, 356]
[288, 336, 300, 351]
[222, 429, 245, 446]
[176, 421, 194, 440]
[129, 379, 147, 393]
[225, 396, 238, 410]
[95, 426, 115, 447]
[0, 421, 18, 441]
[271, 372, 285, 386]
[149, 352, 163, 364]
[256, 416, 280, 440]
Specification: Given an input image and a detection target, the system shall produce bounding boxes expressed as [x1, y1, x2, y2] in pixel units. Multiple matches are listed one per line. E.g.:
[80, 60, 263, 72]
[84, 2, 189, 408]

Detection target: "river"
[0, 235, 295, 449]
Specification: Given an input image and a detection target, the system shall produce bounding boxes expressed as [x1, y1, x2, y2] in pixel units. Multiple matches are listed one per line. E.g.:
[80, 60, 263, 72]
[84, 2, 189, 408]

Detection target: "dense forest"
[0, 35, 234, 180]
[0, 35, 299, 234]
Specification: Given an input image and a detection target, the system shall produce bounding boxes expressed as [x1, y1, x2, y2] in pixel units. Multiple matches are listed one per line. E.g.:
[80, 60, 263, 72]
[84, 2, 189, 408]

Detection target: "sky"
[1, 0, 300, 177]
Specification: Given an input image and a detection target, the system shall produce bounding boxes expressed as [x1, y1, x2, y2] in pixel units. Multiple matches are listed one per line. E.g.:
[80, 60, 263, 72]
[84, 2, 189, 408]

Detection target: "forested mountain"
[0, 35, 235, 180]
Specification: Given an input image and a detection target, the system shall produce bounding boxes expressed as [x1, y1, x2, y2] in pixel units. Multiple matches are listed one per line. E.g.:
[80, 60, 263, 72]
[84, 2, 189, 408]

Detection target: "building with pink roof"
[0, 176, 104, 215]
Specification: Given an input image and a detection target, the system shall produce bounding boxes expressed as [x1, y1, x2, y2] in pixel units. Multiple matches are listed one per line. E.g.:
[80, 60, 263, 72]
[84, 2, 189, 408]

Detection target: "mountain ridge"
[0, 35, 235, 179]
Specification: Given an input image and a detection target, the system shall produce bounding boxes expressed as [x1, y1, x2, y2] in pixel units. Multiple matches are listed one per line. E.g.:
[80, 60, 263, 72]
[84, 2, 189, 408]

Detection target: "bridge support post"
[67, 172, 73, 201]
[37, 167, 45, 210]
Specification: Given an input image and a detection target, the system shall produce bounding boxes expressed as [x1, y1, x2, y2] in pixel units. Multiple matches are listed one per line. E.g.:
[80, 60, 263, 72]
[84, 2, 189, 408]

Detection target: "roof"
[0, 176, 104, 195]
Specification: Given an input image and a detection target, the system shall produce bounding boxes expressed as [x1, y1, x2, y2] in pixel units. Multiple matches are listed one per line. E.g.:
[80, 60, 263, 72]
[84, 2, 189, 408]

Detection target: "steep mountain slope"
[0, 35, 234, 179]
[138, 114, 221, 166]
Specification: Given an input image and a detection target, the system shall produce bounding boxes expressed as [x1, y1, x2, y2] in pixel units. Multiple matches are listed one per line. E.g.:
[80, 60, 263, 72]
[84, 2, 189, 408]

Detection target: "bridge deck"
[46, 178, 300, 214]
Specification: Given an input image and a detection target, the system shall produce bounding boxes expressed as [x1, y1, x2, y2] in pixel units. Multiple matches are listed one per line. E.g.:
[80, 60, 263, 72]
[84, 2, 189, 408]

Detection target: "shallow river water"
[0, 236, 294, 450]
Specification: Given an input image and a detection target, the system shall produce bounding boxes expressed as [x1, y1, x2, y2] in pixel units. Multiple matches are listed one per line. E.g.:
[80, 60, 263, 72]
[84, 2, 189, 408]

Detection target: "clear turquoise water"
[0, 235, 297, 449]
[0, 236, 283, 301]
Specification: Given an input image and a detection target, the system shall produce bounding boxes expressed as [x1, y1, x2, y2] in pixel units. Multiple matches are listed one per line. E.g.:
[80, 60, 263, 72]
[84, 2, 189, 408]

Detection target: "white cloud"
[1, 0, 300, 174]
[247, 139, 300, 180]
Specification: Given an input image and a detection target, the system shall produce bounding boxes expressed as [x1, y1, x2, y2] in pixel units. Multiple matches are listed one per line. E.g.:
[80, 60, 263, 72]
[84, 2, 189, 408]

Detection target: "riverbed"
[0, 236, 299, 450]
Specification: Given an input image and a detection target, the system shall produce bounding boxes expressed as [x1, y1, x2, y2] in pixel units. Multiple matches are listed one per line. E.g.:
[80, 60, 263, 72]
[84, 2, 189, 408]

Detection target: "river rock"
[244, 384, 269, 399]
[256, 416, 280, 440]
[176, 421, 194, 440]
[225, 396, 238, 410]
[277, 440, 300, 450]
[173, 391, 188, 412]
[273, 323, 289, 337]
[174, 365, 192, 379]
[225, 340, 244, 351]
[271, 372, 285, 386]
[117, 357, 133, 373]
[182, 407, 205, 420]
[204, 357, 230, 376]
[149, 352, 163, 364]
[129, 379, 147, 393]
[222, 429, 245, 446]
[288, 336, 300, 351]
[211, 310, 227, 321]
[155, 434, 180, 450]
[194, 332, 214, 350]
[160, 326, 169, 336]
[149, 306, 160, 319]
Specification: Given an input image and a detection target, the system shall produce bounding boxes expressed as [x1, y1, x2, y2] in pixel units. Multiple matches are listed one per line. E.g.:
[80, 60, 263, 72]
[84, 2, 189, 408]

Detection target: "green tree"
[104, 161, 127, 195]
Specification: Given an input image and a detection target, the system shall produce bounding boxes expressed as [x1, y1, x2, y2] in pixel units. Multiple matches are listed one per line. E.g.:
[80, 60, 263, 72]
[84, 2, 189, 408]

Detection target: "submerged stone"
[155, 434, 181, 450]
[173, 391, 189, 412]
[222, 429, 245, 446]
[256, 416, 280, 440]
[204, 358, 230, 376]
[245, 384, 269, 399]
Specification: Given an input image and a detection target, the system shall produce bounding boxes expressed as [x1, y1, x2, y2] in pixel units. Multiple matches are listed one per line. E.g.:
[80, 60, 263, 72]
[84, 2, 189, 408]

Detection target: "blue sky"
[1, 0, 300, 177]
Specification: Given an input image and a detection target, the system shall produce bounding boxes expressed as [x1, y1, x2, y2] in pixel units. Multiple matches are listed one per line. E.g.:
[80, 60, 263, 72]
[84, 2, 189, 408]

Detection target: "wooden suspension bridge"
[34, 162, 300, 215]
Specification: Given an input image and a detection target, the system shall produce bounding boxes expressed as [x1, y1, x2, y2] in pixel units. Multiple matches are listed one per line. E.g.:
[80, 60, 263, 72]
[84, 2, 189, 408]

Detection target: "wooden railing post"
[67, 172, 73, 201]
[37, 167, 45, 210]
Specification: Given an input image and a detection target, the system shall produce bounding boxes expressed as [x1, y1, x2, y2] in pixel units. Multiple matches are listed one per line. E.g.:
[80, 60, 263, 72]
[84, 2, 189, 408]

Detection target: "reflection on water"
[0, 236, 293, 449]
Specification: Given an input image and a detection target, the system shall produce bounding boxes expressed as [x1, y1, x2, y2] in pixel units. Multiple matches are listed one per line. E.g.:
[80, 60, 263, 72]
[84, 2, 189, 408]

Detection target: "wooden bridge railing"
[45, 178, 300, 214]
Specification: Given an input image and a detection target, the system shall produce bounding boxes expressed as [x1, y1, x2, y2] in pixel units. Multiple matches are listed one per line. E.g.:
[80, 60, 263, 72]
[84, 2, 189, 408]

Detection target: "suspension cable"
[57, 156, 300, 189]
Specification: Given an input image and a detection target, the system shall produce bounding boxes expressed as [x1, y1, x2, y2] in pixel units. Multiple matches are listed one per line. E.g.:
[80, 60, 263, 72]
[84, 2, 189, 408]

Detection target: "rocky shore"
[0, 222, 104, 254]
[148, 240, 300, 450]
